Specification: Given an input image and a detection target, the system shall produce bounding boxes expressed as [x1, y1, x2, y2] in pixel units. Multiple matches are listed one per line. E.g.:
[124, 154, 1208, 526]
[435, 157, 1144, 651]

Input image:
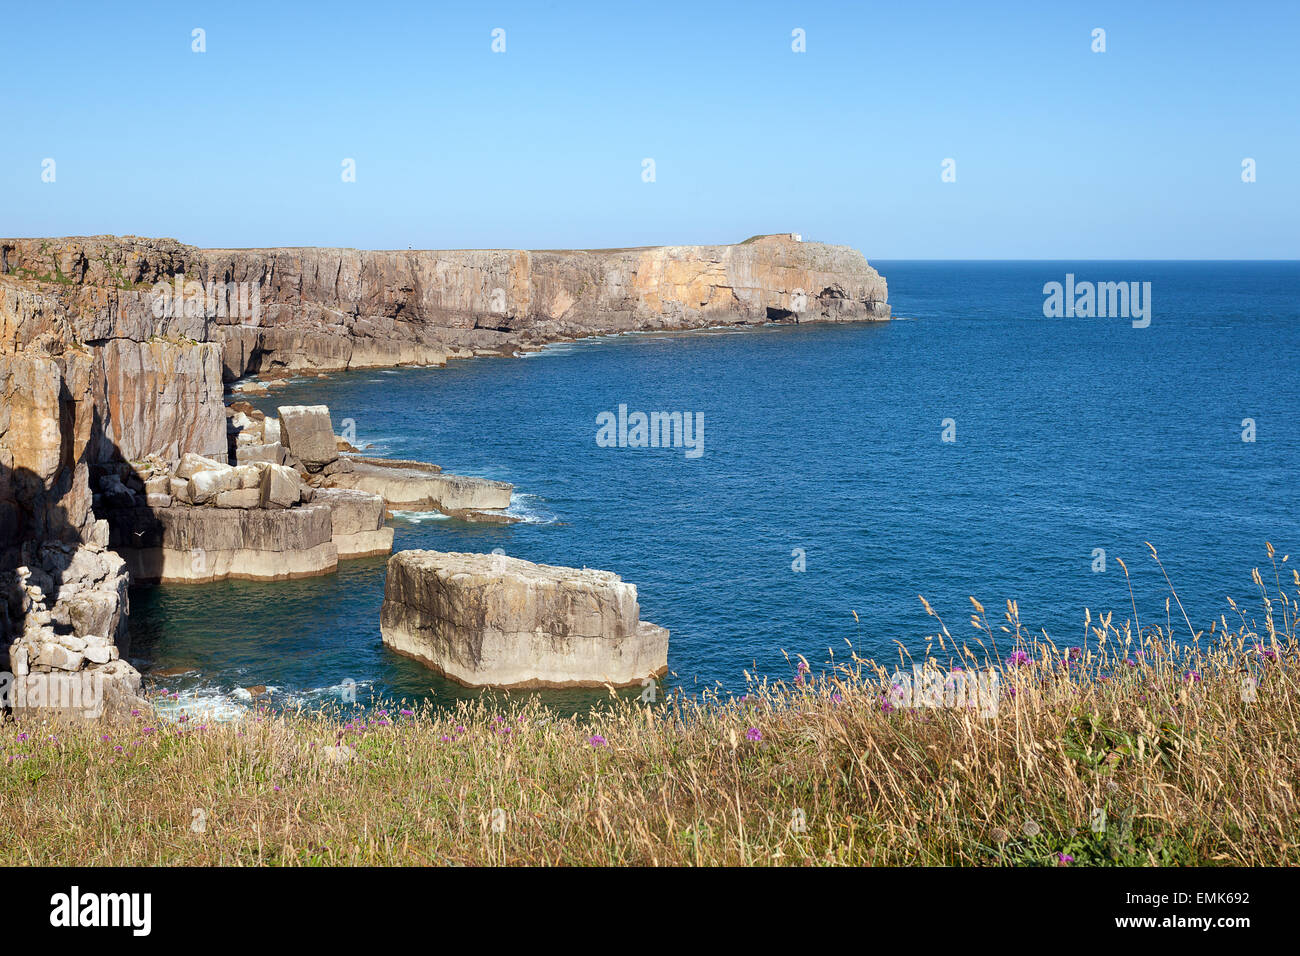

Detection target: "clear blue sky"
[2, 0, 1296, 257]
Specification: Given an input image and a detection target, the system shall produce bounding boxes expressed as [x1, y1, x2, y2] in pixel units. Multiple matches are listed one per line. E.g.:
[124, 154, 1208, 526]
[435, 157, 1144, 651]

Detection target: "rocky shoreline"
[0, 234, 888, 715]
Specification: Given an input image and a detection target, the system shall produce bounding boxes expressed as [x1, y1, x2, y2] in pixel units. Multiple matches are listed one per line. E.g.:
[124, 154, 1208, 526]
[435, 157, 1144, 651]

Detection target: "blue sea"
[128, 262, 1300, 717]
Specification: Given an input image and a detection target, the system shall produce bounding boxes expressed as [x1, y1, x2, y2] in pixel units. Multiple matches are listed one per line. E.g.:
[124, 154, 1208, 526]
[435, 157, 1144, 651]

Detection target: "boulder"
[34, 642, 86, 672]
[188, 465, 240, 504]
[259, 463, 302, 509]
[236, 442, 288, 465]
[233, 464, 264, 489]
[170, 477, 193, 504]
[277, 405, 338, 471]
[83, 637, 115, 665]
[176, 452, 227, 480]
[380, 550, 669, 688]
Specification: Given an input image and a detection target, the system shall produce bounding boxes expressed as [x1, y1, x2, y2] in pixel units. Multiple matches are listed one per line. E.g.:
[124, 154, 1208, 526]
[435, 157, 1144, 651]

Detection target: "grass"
[2, 543, 1297, 866]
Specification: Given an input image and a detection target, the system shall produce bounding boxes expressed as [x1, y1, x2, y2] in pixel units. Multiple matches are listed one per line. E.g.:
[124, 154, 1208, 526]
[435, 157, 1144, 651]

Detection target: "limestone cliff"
[0, 233, 886, 717]
[1, 233, 888, 380]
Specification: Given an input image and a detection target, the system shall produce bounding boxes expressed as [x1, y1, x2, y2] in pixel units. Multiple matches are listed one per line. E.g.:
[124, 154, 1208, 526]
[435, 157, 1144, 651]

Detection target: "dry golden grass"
[2, 544, 1298, 866]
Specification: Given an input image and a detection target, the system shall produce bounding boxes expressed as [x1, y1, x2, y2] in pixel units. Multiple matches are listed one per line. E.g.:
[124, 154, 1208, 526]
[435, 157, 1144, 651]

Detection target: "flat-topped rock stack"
[380, 550, 669, 688]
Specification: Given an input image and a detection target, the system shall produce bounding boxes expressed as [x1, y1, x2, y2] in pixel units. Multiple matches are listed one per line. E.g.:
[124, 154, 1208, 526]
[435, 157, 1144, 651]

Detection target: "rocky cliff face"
[1, 234, 888, 379]
[0, 233, 886, 717]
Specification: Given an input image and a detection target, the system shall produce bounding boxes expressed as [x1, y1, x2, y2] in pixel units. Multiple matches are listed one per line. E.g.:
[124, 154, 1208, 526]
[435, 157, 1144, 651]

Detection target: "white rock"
[85, 643, 113, 665]
[35, 642, 85, 672]
[176, 452, 227, 480]
[233, 464, 264, 489]
[188, 465, 240, 504]
[260, 463, 302, 509]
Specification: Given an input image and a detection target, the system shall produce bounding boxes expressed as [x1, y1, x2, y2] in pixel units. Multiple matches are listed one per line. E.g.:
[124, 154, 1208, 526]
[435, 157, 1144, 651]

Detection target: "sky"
[2, 0, 1296, 258]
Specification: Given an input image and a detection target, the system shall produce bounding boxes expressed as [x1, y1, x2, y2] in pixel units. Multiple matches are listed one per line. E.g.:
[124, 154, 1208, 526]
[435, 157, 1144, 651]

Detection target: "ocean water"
[128, 261, 1300, 717]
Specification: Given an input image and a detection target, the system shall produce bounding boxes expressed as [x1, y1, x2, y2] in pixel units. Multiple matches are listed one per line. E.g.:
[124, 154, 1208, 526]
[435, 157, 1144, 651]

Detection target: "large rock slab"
[277, 405, 338, 472]
[325, 459, 512, 513]
[259, 463, 302, 508]
[380, 550, 669, 688]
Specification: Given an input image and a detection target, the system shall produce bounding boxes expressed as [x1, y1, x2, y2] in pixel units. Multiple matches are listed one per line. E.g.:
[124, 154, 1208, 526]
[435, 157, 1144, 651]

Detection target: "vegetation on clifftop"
[2, 545, 1297, 866]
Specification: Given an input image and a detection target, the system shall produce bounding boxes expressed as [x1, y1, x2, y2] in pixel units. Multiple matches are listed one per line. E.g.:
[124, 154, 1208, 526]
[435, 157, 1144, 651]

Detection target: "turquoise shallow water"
[128, 261, 1300, 718]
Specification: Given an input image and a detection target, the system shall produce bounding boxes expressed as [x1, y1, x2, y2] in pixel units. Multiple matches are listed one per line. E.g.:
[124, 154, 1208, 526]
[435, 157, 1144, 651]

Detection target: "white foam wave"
[505, 493, 557, 525]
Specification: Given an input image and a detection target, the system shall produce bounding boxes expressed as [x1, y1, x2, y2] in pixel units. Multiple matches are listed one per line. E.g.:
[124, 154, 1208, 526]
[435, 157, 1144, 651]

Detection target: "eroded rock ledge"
[380, 551, 669, 688]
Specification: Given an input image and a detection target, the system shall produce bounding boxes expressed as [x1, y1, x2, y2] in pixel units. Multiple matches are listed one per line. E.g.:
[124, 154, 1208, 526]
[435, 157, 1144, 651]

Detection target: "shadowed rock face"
[381, 550, 669, 689]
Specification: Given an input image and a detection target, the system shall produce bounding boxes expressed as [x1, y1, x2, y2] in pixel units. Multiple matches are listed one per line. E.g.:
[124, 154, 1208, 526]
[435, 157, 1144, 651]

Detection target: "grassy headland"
[2, 545, 1297, 866]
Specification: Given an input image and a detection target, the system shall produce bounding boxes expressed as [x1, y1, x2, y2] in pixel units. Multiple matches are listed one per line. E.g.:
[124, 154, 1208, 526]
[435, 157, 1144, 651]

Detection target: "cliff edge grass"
[2, 547, 1296, 866]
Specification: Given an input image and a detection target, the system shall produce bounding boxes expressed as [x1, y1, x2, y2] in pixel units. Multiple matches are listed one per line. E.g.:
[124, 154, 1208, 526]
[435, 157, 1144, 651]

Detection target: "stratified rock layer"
[380, 550, 669, 688]
[108, 502, 338, 583]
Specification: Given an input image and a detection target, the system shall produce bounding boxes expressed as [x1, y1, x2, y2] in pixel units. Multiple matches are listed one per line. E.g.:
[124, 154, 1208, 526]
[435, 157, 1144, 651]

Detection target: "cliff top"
[1, 233, 811, 256]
